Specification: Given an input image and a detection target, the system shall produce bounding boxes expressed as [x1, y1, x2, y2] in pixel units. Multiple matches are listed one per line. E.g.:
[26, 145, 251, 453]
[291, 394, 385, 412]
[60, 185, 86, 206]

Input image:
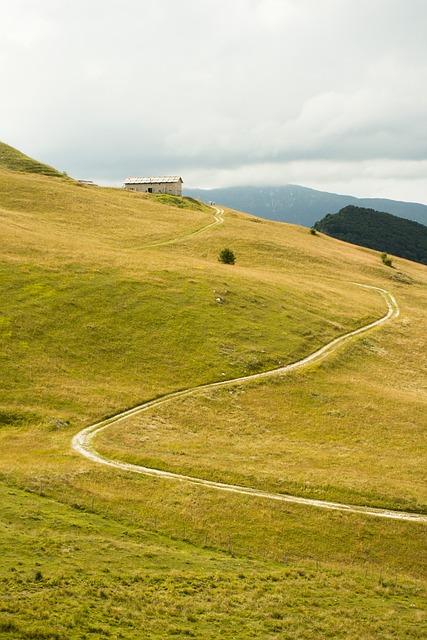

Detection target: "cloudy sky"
[1, 0, 427, 202]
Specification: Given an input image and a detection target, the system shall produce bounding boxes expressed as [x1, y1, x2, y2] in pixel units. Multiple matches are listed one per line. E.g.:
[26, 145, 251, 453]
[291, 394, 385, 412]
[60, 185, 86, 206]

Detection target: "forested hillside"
[314, 205, 427, 264]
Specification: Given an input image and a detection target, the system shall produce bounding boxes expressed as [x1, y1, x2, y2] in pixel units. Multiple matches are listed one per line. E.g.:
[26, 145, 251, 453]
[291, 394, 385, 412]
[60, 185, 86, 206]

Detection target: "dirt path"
[141, 207, 224, 248]
[71, 285, 427, 524]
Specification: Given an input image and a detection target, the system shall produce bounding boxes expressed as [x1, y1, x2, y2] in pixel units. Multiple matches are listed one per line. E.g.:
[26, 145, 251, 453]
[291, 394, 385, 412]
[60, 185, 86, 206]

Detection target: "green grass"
[0, 261, 385, 429]
[1, 482, 426, 639]
[0, 150, 426, 636]
[154, 194, 212, 211]
[95, 281, 426, 513]
[0, 141, 64, 178]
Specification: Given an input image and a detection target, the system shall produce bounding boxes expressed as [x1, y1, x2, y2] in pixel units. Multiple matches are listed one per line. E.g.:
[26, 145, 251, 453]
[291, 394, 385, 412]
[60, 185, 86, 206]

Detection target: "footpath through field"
[72, 280, 426, 523]
[140, 206, 224, 248]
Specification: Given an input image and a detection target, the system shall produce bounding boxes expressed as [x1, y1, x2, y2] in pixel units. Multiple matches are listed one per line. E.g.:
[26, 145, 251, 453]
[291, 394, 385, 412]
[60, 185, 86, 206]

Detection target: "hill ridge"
[0, 141, 64, 178]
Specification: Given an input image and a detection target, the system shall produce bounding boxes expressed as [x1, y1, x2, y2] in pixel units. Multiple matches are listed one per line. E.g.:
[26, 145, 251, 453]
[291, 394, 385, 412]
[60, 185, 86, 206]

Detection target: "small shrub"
[381, 252, 393, 267]
[309, 228, 317, 235]
[219, 248, 236, 265]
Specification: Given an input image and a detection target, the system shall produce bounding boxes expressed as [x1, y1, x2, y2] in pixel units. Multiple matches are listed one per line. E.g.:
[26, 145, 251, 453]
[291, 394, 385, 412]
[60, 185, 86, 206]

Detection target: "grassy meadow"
[1, 482, 426, 640]
[0, 155, 426, 637]
[96, 280, 427, 513]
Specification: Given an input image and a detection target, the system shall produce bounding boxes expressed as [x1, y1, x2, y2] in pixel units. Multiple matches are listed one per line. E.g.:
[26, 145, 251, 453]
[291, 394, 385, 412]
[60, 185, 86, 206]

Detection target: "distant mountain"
[314, 205, 427, 265]
[184, 184, 427, 228]
[0, 141, 64, 178]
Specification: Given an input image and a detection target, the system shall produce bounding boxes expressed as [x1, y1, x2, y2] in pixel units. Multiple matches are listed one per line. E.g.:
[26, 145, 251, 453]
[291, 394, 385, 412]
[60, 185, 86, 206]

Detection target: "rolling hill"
[0, 140, 65, 177]
[314, 205, 427, 265]
[185, 183, 427, 228]
[1, 145, 426, 638]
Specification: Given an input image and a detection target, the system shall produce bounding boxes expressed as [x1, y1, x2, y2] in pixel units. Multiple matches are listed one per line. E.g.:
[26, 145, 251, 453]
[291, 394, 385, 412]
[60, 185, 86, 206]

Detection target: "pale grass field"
[0, 166, 426, 607]
[0, 170, 390, 427]
[96, 280, 426, 511]
[0, 169, 212, 265]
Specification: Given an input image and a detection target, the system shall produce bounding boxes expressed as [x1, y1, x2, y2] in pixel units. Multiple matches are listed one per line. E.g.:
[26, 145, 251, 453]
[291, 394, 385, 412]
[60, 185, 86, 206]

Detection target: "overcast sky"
[1, 0, 427, 202]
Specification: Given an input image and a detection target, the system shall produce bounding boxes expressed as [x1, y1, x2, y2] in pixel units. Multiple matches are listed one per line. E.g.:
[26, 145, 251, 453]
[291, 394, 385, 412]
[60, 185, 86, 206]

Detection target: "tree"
[218, 248, 236, 264]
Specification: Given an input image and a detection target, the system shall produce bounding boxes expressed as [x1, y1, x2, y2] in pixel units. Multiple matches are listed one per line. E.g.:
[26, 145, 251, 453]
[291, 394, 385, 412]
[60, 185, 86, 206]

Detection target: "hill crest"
[0, 141, 64, 178]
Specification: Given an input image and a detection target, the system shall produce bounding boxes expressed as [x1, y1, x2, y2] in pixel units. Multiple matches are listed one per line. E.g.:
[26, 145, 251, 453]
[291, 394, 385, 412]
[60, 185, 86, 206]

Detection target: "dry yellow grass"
[1, 165, 426, 592]
[96, 278, 426, 511]
[0, 169, 213, 266]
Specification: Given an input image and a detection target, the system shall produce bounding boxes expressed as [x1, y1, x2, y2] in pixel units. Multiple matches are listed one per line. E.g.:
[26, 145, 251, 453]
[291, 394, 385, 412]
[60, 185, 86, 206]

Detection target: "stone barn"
[123, 176, 183, 196]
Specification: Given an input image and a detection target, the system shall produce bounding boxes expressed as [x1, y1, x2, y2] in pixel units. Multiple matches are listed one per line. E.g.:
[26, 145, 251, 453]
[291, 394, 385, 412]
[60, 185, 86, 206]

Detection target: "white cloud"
[184, 159, 427, 204]
[0, 0, 426, 203]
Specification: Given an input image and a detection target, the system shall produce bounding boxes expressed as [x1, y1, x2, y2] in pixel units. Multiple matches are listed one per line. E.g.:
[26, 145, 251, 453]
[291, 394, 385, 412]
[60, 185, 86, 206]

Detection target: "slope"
[3, 482, 426, 640]
[0, 140, 65, 178]
[0, 157, 426, 636]
[1, 167, 393, 426]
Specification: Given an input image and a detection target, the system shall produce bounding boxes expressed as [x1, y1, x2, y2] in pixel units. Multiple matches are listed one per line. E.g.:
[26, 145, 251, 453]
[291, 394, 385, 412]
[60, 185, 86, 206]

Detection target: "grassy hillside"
[1, 154, 426, 637]
[0, 141, 65, 178]
[314, 205, 427, 265]
[1, 482, 426, 640]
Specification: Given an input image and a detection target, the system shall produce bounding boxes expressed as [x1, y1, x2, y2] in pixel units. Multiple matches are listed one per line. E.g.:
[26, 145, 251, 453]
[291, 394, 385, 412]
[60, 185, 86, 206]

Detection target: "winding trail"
[72, 284, 426, 523]
[141, 207, 224, 248]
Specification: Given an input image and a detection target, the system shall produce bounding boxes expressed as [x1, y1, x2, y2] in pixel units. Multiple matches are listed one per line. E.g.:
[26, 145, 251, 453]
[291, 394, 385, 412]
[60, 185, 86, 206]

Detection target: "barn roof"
[124, 176, 183, 184]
